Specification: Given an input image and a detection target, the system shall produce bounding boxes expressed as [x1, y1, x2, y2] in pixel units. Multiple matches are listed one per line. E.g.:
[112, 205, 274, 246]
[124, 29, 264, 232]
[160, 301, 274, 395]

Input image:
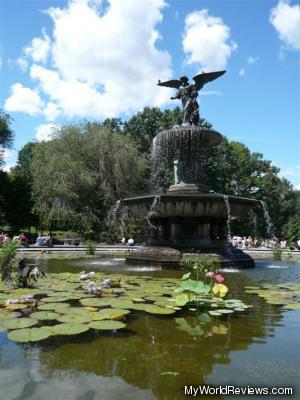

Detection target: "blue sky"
[1, 0, 299, 188]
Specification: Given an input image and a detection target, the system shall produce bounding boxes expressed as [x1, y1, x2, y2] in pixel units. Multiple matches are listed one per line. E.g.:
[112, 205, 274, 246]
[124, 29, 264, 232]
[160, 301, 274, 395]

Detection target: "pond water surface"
[0, 258, 299, 400]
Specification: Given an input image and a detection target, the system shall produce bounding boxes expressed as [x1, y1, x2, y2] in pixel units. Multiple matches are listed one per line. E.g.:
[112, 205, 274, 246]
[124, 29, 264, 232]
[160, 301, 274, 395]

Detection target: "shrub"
[85, 240, 97, 255]
[0, 239, 19, 283]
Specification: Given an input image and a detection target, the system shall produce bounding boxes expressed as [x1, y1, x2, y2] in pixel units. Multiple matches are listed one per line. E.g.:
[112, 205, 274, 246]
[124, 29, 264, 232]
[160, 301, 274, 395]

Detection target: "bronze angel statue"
[157, 70, 225, 126]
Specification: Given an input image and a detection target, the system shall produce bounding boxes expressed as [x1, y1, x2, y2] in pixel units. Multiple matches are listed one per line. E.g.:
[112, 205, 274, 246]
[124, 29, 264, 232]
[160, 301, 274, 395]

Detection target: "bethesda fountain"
[121, 71, 260, 268]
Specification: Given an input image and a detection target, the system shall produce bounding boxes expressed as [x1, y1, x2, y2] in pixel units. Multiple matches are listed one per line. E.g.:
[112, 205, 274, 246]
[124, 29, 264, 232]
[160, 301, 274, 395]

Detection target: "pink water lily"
[205, 271, 215, 278]
[215, 274, 225, 283]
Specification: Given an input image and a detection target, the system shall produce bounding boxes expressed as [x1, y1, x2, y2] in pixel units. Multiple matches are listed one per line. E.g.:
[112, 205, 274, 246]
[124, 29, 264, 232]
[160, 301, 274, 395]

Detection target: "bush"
[84, 240, 97, 255]
[273, 244, 282, 261]
[0, 239, 19, 283]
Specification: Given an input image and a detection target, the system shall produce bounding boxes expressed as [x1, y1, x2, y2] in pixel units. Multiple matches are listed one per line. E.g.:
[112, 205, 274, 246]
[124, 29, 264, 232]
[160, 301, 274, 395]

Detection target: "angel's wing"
[192, 70, 226, 91]
[157, 79, 182, 89]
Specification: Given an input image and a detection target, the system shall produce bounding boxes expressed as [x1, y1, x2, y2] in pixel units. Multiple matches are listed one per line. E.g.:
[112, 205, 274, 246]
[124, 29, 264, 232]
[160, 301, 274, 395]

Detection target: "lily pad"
[38, 303, 71, 311]
[2, 317, 38, 330]
[91, 308, 130, 321]
[144, 305, 175, 315]
[51, 323, 90, 335]
[215, 309, 234, 314]
[42, 297, 69, 303]
[89, 320, 126, 330]
[80, 298, 115, 307]
[208, 311, 222, 316]
[8, 327, 52, 342]
[30, 311, 61, 321]
[0, 311, 21, 321]
[57, 314, 92, 324]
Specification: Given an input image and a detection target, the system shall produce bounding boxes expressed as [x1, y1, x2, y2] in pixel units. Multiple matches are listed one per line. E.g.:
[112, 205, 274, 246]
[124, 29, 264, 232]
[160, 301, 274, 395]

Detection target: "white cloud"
[270, 0, 300, 50]
[16, 57, 28, 72]
[8, 0, 172, 120]
[24, 28, 51, 63]
[239, 68, 245, 76]
[182, 9, 237, 71]
[35, 123, 59, 142]
[247, 56, 259, 64]
[4, 83, 44, 115]
[43, 102, 61, 121]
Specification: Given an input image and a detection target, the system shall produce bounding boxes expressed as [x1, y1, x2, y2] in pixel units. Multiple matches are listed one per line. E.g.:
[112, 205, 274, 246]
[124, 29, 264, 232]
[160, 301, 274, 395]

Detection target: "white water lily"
[5, 298, 19, 304]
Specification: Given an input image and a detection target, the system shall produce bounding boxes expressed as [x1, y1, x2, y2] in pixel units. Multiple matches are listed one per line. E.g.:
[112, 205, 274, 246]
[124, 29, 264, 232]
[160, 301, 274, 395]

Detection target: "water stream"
[260, 200, 273, 237]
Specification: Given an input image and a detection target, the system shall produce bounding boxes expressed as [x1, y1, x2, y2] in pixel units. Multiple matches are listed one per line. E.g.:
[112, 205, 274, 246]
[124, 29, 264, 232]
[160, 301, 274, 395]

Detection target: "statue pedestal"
[168, 182, 209, 193]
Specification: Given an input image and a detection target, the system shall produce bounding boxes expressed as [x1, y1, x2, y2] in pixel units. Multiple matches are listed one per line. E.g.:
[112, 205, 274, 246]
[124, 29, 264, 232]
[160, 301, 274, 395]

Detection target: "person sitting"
[18, 232, 28, 246]
[35, 234, 44, 246]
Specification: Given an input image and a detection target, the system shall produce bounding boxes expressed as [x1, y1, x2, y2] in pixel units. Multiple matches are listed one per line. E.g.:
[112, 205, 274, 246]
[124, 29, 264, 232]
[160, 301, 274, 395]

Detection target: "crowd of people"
[229, 236, 300, 250]
[0, 232, 53, 247]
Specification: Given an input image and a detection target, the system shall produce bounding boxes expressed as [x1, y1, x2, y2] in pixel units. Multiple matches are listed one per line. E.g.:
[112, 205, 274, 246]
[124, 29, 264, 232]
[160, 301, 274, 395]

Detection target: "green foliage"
[273, 244, 282, 261]
[0, 239, 19, 283]
[0, 111, 14, 166]
[180, 255, 219, 281]
[176, 255, 224, 307]
[31, 123, 148, 236]
[282, 191, 300, 242]
[84, 240, 96, 255]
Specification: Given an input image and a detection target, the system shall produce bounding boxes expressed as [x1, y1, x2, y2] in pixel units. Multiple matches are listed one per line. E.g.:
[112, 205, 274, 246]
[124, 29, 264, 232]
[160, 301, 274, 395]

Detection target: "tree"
[5, 143, 39, 231]
[282, 191, 300, 242]
[31, 123, 148, 237]
[0, 111, 14, 166]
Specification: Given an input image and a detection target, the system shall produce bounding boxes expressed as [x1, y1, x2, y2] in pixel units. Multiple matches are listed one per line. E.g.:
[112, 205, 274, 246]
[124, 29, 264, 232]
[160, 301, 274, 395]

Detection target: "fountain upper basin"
[122, 192, 260, 219]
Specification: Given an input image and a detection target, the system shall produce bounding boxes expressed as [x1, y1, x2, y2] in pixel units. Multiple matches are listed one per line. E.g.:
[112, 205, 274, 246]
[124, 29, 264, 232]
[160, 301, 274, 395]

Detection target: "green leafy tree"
[282, 191, 300, 242]
[31, 123, 148, 237]
[0, 111, 14, 166]
[5, 142, 39, 231]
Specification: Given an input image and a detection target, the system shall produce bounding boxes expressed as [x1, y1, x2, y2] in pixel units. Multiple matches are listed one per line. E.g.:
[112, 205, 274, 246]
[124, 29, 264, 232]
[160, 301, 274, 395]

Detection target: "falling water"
[249, 209, 258, 237]
[107, 200, 121, 225]
[260, 200, 273, 237]
[147, 195, 161, 230]
[223, 195, 231, 238]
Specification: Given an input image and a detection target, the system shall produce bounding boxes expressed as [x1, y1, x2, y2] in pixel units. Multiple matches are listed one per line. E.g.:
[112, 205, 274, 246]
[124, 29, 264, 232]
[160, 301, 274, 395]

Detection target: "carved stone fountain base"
[126, 245, 255, 269]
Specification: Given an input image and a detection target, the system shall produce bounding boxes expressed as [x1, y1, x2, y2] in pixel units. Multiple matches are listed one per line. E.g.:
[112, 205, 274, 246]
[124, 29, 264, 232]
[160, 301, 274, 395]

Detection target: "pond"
[0, 258, 299, 400]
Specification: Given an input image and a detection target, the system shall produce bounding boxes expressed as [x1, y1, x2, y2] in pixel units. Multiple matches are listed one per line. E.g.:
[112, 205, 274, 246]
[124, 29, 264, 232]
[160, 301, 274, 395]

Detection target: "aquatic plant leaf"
[109, 299, 134, 309]
[208, 311, 222, 316]
[180, 280, 210, 295]
[57, 314, 92, 324]
[30, 311, 61, 321]
[80, 298, 115, 307]
[0, 311, 21, 321]
[8, 327, 52, 342]
[38, 303, 71, 311]
[175, 294, 189, 306]
[42, 297, 70, 303]
[51, 323, 90, 335]
[89, 320, 126, 330]
[212, 284, 228, 298]
[0, 325, 6, 332]
[2, 317, 38, 330]
[212, 324, 228, 335]
[283, 304, 300, 310]
[144, 305, 175, 315]
[182, 272, 191, 280]
[91, 308, 130, 321]
[215, 309, 233, 314]
[5, 304, 30, 310]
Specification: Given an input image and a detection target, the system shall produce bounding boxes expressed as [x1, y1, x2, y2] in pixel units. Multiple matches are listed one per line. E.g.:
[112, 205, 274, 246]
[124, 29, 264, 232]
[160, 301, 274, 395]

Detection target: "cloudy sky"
[0, 0, 299, 187]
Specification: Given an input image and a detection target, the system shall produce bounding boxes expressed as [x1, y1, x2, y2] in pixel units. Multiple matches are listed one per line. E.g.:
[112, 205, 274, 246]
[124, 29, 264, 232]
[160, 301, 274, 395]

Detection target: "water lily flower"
[21, 294, 34, 302]
[215, 274, 225, 283]
[5, 298, 19, 304]
[206, 271, 215, 278]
